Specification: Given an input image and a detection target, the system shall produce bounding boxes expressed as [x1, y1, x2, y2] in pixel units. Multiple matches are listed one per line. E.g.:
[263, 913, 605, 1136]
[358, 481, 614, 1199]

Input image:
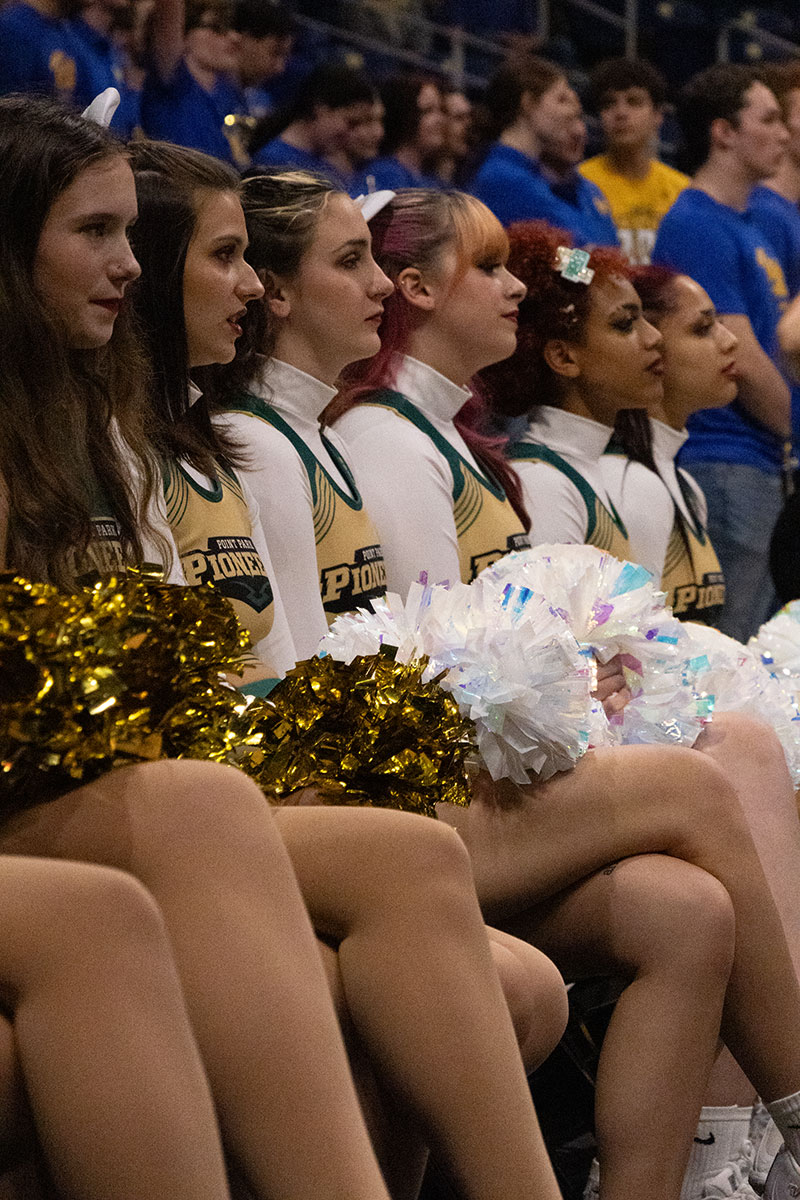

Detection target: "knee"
[700, 711, 788, 777]
[612, 856, 736, 982]
[644, 745, 751, 842]
[60, 864, 171, 956]
[491, 939, 568, 1072]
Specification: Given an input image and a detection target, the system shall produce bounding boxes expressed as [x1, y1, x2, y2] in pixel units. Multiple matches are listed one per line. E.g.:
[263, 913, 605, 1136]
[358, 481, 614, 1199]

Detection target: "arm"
[242, 480, 298, 679]
[334, 409, 463, 594]
[513, 460, 589, 546]
[220, 413, 328, 662]
[719, 313, 791, 438]
[148, 0, 185, 85]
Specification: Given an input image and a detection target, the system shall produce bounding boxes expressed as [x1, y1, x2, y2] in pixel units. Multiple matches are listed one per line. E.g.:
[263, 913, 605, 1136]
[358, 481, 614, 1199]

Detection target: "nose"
[370, 260, 394, 300]
[642, 316, 663, 351]
[114, 235, 141, 284]
[719, 320, 739, 353]
[237, 259, 264, 303]
[503, 266, 527, 302]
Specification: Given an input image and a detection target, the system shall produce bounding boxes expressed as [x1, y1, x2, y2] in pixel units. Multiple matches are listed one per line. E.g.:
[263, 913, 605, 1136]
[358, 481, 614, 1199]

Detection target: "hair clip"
[354, 190, 396, 222]
[555, 246, 595, 285]
[81, 87, 120, 127]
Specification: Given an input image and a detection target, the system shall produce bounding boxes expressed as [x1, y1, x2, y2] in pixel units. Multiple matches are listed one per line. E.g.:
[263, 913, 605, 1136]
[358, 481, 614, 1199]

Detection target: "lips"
[227, 308, 247, 336]
[502, 311, 519, 323]
[721, 360, 738, 378]
[91, 298, 122, 314]
[365, 310, 383, 324]
[646, 356, 664, 375]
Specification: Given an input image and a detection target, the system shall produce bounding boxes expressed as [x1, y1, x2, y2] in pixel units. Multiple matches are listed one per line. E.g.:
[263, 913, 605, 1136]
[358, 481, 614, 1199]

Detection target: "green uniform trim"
[507, 440, 628, 542]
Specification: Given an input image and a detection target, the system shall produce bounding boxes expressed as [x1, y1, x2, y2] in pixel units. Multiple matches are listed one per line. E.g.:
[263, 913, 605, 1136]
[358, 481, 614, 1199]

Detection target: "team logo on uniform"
[469, 533, 531, 581]
[182, 536, 273, 612]
[320, 544, 387, 613]
[672, 571, 725, 617]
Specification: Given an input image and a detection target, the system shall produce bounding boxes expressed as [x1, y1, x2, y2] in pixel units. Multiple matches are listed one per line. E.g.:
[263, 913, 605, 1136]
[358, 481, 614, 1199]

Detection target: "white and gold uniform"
[333, 355, 530, 593]
[506, 406, 631, 559]
[220, 359, 387, 661]
[162, 450, 296, 680]
[602, 419, 725, 624]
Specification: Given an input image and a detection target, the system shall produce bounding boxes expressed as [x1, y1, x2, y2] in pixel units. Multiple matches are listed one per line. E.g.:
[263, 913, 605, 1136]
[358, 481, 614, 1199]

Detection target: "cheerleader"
[215, 170, 393, 660]
[479, 220, 661, 556]
[0, 95, 572, 1200]
[330, 187, 800, 1199]
[602, 265, 733, 625]
[129, 140, 587, 1200]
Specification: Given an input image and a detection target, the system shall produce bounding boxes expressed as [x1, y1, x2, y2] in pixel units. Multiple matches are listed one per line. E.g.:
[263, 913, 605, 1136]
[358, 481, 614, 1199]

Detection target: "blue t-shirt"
[68, 18, 139, 137]
[140, 59, 248, 166]
[653, 187, 789, 474]
[748, 185, 800, 451]
[350, 156, 443, 194]
[468, 143, 618, 246]
[0, 1, 86, 104]
[252, 137, 349, 188]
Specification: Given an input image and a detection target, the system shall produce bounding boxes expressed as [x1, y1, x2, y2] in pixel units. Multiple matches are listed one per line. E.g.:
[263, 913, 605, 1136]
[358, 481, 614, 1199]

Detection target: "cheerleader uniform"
[219, 358, 387, 660]
[332, 355, 530, 593]
[602, 419, 725, 624]
[505, 406, 631, 558]
[158, 387, 296, 684]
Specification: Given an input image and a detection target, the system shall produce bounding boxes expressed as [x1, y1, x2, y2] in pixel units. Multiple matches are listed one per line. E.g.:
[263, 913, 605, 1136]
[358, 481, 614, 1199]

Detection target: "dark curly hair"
[480, 221, 632, 418]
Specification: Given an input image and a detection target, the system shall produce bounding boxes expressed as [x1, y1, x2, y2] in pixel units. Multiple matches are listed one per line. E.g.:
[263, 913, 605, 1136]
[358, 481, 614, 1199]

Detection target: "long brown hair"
[0, 95, 164, 585]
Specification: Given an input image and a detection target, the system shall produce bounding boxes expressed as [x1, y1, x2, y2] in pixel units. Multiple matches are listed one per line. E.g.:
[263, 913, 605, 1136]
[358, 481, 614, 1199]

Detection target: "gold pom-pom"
[242, 649, 473, 818]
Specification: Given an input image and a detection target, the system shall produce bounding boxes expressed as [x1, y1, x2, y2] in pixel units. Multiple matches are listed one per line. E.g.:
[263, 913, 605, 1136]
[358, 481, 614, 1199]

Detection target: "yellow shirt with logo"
[579, 155, 689, 265]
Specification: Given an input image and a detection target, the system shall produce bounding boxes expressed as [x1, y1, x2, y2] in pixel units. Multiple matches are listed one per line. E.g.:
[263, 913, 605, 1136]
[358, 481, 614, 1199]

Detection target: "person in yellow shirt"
[580, 57, 689, 264]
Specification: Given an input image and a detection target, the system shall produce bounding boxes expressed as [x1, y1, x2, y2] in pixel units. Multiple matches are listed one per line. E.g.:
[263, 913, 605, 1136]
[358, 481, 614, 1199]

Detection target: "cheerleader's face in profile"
[651, 275, 739, 419]
[267, 193, 393, 384]
[547, 274, 664, 422]
[183, 189, 264, 368]
[33, 157, 140, 350]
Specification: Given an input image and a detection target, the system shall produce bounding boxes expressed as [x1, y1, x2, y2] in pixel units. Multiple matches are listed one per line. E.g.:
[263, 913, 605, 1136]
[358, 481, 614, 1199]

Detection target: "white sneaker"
[751, 1120, 784, 1194]
[763, 1147, 800, 1199]
[702, 1142, 759, 1199]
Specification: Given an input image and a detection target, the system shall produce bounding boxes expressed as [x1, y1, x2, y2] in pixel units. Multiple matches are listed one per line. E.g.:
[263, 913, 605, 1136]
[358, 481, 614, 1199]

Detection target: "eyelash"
[215, 246, 236, 262]
[339, 254, 361, 269]
[612, 317, 636, 333]
[477, 261, 501, 274]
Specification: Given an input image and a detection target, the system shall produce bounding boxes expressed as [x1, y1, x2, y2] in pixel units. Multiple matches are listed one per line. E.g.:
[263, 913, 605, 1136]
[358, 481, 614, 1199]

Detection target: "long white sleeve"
[515, 459, 590, 546]
[219, 411, 327, 661]
[334, 404, 463, 593]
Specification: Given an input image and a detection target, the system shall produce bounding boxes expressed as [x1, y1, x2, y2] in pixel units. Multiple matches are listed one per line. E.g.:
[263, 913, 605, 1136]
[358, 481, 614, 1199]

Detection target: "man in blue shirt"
[653, 63, 791, 640]
[141, 0, 249, 167]
[468, 57, 618, 246]
[0, 0, 85, 105]
[69, 0, 140, 136]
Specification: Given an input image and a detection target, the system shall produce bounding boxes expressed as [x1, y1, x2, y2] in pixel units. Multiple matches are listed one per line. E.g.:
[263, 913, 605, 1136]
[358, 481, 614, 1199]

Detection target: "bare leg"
[0, 856, 230, 1200]
[504, 855, 735, 1200]
[274, 805, 566, 1200]
[0, 762, 391, 1200]
[441, 744, 800, 1103]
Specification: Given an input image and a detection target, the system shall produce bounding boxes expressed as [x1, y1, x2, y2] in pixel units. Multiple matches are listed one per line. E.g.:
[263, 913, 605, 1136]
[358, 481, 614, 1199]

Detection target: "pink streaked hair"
[324, 188, 530, 530]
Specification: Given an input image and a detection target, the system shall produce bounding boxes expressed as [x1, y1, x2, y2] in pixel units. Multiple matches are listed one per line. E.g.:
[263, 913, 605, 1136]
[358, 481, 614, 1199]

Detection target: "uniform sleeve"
[601, 455, 673, 578]
[513, 459, 589, 546]
[333, 407, 462, 593]
[240, 477, 297, 677]
[219, 412, 328, 662]
[653, 211, 749, 317]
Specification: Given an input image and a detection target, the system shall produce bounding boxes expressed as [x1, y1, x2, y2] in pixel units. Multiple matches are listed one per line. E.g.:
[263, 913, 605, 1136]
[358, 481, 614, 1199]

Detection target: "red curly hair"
[480, 221, 632, 418]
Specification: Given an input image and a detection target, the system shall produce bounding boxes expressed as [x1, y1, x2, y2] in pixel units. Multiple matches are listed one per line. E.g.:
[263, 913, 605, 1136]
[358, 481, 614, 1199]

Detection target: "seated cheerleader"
[602, 265, 733, 625]
[0, 95, 569, 1200]
[215, 169, 394, 660]
[472, 214, 800, 1195]
[328, 186, 800, 1200]
[0, 855, 233, 1200]
[126, 137, 585, 1200]
[478, 220, 661, 556]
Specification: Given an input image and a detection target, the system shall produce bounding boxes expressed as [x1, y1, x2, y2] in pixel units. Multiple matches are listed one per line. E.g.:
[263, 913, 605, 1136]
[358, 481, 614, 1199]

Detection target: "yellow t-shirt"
[579, 156, 689, 265]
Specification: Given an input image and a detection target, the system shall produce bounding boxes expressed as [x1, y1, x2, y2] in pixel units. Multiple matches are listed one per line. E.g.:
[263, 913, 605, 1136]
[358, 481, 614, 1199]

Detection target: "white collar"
[252, 358, 337, 424]
[649, 417, 688, 464]
[392, 355, 471, 422]
[188, 381, 203, 407]
[523, 405, 613, 463]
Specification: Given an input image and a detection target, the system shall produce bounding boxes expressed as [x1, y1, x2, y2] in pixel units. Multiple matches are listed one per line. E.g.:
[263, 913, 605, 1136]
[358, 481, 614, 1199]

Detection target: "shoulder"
[334, 402, 453, 479]
[650, 160, 690, 189]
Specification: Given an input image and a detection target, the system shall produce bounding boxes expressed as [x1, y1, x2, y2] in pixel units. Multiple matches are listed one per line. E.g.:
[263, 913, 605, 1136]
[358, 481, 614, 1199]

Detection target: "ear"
[261, 269, 291, 319]
[543, 338, 581, 378]
[710, 115, 736, 153]
[518, 89, 537, 121]
[395, 266, 436, 311]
